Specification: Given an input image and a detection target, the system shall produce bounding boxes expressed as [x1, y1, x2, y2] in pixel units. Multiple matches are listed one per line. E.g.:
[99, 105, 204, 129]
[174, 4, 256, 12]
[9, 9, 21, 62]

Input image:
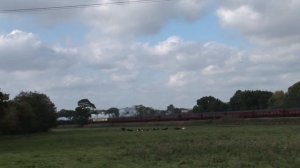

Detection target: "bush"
[0, 91, 57, 134]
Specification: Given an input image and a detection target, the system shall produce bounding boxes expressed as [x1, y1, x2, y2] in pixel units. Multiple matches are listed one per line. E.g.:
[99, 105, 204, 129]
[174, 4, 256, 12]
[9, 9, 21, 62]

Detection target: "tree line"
[1, 81, 300, 134]
[57, 99, 120, 126]
[192, 81, 300, 113]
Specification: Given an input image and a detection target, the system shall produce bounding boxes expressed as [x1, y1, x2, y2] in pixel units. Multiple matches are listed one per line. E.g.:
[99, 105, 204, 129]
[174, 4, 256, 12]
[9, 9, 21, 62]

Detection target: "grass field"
[0, 124, 300, 168]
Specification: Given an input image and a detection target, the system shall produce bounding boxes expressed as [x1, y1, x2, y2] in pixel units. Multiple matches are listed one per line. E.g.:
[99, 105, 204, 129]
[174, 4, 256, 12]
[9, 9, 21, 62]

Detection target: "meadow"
[0, 123, 300, 168]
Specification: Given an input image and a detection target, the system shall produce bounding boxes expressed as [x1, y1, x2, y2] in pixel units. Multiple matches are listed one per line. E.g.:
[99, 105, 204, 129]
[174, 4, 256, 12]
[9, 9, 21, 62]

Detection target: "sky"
[1, 0, 300, 110]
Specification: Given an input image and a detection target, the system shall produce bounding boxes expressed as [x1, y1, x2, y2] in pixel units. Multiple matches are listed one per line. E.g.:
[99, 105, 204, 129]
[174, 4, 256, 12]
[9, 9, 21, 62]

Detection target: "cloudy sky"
[1, 0, 300, 110]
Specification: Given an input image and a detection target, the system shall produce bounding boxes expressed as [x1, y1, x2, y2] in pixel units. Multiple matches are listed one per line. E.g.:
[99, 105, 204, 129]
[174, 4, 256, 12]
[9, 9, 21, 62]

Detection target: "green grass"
[1, 125, 300, 168]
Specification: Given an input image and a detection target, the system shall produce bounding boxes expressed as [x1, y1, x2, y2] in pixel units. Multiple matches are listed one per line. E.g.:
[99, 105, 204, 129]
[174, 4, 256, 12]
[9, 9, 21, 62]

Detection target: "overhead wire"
[0, 0, 175, 13]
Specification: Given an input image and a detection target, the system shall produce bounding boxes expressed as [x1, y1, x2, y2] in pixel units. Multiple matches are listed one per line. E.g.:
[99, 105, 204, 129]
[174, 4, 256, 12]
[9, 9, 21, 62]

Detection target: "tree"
[74, 107, 90, 126]
[268, 91, 285, 109]
[1, 101, 36, 134]
[229, 90, 273, 111]
[135, 105, 156, 117]
[285, 81, 300, 108]
[13, 91, 57, 132]
[0, 90, 9, 102]
[78, 99, 96, 110]
[0, 90, 9, 118]
[1, 91, 57, 134]
[194, 96, 227, 113]
[105, 107, 119, 118]
[167, 104, 175, 113]
[229, 90, 243, 110]
[0, 91, 11, 134]
[166, 104, 182, 115]
[57, 109, 75, 120]
[192, 105, 200, 113]
[73, 99, 96, 126]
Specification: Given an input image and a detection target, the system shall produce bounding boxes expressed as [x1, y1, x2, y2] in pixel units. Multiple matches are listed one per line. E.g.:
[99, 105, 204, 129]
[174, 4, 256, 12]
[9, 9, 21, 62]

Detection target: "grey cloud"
[0, 0, 89, 25]
[0, 0, 210, 37]
[82, 0, 209, 37]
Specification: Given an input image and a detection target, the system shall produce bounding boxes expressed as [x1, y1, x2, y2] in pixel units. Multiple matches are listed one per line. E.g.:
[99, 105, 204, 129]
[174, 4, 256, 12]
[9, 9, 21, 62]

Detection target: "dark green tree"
[194, 96, 228, 113]
[166, 104, 181, 115]
[105, 107, 119, 118]
[174, 108, 182, 115]
[229, 90, 273, 111]
[0, 91, 11, 134]
[78, 99, 96, 110]
[57, 109, 75, 120]
[73, 99, 96, 126]
[74, 107, 90, 126]
[167, 104, 175, 113]
[268, 91, 285, 109]
[135, 105, 156, 117]
[192, 105, 200, 113]
[0, 90, 9, 118]
[13, 91, 57, 132]
[285, 81, 300, 108]
[1, 101, 36, 134]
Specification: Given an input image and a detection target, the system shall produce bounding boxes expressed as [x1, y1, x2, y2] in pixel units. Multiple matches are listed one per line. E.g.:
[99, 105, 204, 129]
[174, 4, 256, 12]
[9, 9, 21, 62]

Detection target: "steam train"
[103, 108, 300, 123]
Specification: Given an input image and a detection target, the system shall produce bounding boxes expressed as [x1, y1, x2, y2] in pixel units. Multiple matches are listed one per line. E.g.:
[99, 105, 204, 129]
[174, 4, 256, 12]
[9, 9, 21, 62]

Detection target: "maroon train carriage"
[94, 108, 300, 124]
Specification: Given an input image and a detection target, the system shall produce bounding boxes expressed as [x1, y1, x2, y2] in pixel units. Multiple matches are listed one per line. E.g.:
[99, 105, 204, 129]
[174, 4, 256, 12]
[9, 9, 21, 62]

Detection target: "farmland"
[1, 123, 300, 168]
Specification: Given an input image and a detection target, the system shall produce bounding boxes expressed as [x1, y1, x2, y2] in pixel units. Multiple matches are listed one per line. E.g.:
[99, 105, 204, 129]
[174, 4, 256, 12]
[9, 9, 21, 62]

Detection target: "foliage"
[0, 91, 9, 133]
[135, 105, 156, 117]
[194, 96, 228, 113]
[0, 91, 57, 134]
[73, 107, 90, 126]
[105, 107, 119, 118]
[73, 99, 96, 126]
[0, 90, 9, 103]
[14, 91, 57, 132]
[57, 109, 75, 120]
[1, 102, 36, 134]
[77, 99, 96, 111]
[167, 104, 175, 112]
[0, 90, 9, 118]
[285, 81, 300, 108]
[192, 105, 200, 113]
[166, 104, 182, 115]
[229, 90, 273, 111]
[268, 91, 285, 109]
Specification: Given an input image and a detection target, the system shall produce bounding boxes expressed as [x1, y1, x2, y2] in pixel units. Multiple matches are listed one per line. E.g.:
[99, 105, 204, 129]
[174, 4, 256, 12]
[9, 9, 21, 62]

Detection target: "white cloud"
[0, 30, 40, 47]
[167, 71, 188, 87]
[217, 0, 300, 47]
[217, 5, 260, 32]
[154, 36, 182, 55]
[1, 29, 300, 109]
[215, 0, 300, 93]
[0, 30, 77, 72]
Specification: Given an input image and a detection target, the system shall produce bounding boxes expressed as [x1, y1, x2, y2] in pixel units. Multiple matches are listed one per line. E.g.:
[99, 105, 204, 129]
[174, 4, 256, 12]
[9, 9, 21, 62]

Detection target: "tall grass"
[0, 125, 300, 168]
